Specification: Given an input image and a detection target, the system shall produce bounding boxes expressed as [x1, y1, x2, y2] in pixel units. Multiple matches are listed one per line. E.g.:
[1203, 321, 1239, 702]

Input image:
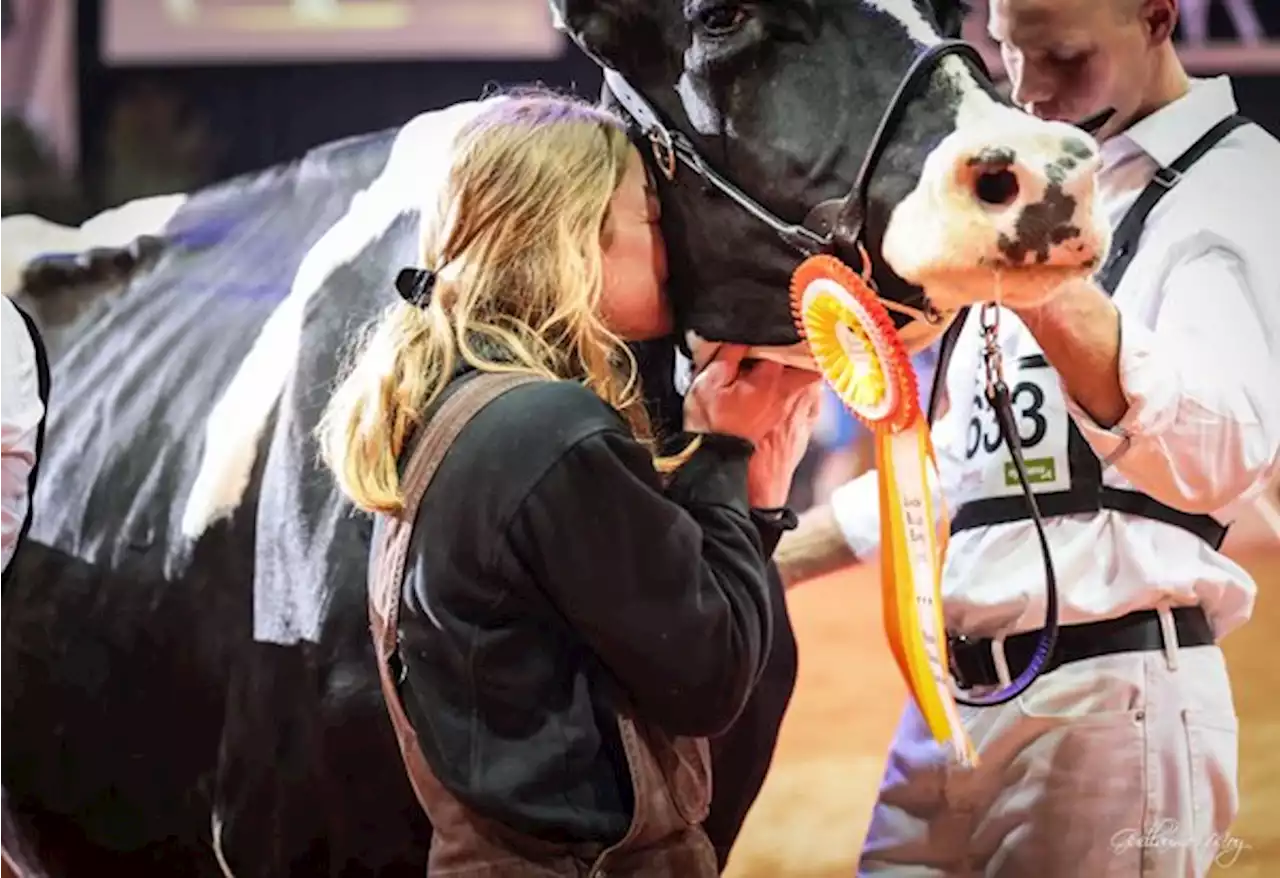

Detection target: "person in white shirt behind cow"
[2, 295, 49, 577]
[775, 0, 1280, 875]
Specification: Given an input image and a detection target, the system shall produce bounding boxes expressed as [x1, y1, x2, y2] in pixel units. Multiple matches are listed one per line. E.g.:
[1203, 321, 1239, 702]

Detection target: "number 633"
[966, 381, 1047, 459]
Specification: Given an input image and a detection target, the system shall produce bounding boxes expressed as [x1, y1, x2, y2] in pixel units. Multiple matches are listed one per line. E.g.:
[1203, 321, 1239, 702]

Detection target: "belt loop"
[992, 636, 1013, 689]
[1157, 605, 1179, 671]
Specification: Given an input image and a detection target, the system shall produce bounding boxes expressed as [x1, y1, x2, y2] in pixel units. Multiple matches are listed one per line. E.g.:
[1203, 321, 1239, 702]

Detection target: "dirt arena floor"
[725, 511, 1280, 878]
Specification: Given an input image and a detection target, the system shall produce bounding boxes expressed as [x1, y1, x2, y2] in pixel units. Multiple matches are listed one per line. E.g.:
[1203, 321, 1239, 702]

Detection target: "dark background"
[4, 0, 1280, 222]
[75, 2, 607, 211]
[86, 1, 1280, 210]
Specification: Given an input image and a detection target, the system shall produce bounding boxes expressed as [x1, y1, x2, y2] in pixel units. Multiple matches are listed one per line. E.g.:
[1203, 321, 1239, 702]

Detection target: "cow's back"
[1, 126, 401, 876]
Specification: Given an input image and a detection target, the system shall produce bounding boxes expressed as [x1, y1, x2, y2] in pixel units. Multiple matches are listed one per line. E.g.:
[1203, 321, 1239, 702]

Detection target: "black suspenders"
[2, 301, 51, 582]
[932, 114, 1252, 550]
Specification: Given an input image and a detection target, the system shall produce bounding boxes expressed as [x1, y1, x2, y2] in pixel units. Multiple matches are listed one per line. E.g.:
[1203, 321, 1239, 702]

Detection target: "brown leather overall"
[368, 371, 720, 877]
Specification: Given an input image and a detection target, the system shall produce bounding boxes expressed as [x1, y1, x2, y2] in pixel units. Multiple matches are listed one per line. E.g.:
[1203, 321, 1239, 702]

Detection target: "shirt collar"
[1105, 76, 1239, 170]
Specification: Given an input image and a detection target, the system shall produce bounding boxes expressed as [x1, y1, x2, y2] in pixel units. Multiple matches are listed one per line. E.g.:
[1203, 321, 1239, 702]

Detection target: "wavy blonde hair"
[318, 90, 678, 515]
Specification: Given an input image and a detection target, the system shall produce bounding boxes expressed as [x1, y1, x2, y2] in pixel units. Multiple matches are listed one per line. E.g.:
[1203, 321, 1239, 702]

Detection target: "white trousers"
[859, 637, 1241, 877]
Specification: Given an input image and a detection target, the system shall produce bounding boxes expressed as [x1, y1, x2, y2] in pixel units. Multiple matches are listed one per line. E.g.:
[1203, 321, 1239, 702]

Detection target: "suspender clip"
[979, 302, 1005, 404]
[1153, 166, 1182, 189]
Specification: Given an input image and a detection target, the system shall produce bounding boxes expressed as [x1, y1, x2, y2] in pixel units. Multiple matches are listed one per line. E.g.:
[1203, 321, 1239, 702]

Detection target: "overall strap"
[1095, 114, 1252, 292]
[926, 307, 971, 425]
[949, 114, 1251, 549]
[3, 301, 51, 584]
[367, 370, 543, 815]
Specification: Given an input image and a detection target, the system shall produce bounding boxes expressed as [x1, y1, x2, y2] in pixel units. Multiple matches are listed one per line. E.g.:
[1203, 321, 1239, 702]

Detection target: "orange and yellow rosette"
[791, 254, 976, 767]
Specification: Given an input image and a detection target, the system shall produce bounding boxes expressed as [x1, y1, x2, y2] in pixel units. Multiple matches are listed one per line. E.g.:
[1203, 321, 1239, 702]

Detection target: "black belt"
[949, 606, 1214, 691]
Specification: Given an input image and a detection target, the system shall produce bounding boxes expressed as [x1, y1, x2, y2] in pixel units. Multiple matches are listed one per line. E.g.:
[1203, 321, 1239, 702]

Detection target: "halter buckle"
[647, 126, 677, 182]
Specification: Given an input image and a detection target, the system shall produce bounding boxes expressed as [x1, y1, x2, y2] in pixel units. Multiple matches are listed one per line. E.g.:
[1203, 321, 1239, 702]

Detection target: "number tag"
[962, 354, 1072, 499]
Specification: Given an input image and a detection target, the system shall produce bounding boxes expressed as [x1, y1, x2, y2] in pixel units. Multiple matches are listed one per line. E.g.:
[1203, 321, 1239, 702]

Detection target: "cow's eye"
[694, 2, 750, 38]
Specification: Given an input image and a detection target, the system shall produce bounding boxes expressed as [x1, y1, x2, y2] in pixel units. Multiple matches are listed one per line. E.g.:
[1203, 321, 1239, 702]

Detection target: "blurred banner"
[2, 0, 78, 171]
[964, 0, 1280, 78]
[103, 0, 563, 65]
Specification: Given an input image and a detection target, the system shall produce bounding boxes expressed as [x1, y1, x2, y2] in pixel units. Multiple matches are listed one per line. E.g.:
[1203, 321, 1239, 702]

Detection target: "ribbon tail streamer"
[789, 253, 977, 767]
[882, 426, 975, 766]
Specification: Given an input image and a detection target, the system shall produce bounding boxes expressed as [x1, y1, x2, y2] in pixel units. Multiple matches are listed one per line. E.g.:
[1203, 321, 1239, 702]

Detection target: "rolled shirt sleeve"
[1065, 244, 1280, 515]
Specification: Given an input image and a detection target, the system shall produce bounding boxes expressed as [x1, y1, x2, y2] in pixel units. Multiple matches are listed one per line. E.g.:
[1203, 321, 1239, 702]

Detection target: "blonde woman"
[318, 92, 821, 875]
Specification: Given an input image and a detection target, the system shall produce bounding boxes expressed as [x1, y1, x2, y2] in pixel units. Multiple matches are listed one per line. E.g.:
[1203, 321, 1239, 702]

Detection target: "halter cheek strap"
[603, 68, 832, 257]
[601, 40, 992, 271]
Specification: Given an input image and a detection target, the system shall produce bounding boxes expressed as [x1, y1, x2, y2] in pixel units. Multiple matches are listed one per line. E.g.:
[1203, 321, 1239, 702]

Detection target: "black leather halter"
[600, 38, 1060, 707]
[602, 39, 990, 273]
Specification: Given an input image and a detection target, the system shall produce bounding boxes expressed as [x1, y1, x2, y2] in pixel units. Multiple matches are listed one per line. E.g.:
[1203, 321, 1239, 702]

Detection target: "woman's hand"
[684, 344, 823, 508]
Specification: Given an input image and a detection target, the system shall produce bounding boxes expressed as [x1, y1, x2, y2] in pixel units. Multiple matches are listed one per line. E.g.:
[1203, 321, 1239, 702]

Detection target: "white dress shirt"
[831, 76, 1280, 641]
[2, 296, 46, 572]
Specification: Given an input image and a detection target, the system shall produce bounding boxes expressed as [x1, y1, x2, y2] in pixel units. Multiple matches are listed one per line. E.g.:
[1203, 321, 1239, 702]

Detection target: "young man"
[2, 295, 49, 576]
[777, 0, 1280, 874]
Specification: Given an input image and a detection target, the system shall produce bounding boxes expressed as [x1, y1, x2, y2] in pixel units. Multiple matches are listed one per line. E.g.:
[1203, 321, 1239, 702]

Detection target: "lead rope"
[949, 291, 1061, 707]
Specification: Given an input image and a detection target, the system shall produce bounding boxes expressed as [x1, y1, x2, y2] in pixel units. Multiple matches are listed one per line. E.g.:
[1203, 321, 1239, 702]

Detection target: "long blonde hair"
[318, 90, 670, 515]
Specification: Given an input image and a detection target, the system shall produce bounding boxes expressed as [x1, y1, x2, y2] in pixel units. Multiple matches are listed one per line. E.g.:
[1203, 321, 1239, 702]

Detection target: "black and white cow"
[2, 2, 1108, 875]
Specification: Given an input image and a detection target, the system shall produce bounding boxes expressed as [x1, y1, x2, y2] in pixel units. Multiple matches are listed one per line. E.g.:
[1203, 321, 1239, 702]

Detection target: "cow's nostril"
[975, 169, 1020, 207]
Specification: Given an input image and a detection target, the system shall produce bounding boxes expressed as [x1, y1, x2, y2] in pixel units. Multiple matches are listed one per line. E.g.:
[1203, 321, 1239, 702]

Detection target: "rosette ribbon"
[790, 254, 977, 768]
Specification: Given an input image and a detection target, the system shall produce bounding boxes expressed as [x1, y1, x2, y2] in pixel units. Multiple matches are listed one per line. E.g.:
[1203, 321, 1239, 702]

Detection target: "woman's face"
[600, 146, 671, 341]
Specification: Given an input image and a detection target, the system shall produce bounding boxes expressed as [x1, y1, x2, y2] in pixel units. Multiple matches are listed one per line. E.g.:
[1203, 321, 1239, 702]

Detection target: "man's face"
[989, 0, 1161, 140]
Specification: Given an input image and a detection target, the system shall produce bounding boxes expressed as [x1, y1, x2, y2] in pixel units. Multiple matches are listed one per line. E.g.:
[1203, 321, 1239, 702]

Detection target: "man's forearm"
[1014, 280, 1126, 428]
[772, 503, 860, 589]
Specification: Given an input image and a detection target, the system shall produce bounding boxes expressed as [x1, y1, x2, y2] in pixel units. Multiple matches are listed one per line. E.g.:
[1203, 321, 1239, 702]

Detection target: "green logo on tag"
[1005, 458, 1056, 486]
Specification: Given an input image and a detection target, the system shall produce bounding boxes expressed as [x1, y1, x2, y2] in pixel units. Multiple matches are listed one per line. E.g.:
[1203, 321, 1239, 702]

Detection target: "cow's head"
[550, 0, 1109, 361]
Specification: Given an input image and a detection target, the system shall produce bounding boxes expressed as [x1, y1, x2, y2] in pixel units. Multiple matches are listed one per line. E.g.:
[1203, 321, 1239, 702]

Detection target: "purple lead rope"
[950, 303, 1060, 708]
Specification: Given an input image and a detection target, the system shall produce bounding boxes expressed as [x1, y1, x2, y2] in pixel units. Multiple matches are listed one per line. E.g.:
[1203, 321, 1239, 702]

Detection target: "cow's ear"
[548, 0, 664, 75]
[927, 0, 971, 39]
